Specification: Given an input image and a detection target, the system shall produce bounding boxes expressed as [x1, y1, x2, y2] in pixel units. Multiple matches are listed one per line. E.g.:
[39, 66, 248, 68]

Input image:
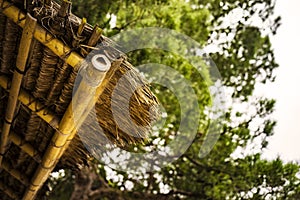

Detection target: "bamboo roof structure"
[0, 0, 159, 199]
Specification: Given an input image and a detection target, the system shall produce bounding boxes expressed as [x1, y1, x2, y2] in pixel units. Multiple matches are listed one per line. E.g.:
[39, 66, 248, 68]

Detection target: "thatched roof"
[0, 0, 159, 199]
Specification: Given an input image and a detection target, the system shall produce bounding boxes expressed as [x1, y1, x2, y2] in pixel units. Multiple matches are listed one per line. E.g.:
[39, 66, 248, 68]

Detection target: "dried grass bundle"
[33, 47, 58, 100]
[0, 19, 20, 74]
[23, 41, 44, 91]
[0, 14, 7, 66]
[55, 68, 78, 115]
[46, 62, 72, 106]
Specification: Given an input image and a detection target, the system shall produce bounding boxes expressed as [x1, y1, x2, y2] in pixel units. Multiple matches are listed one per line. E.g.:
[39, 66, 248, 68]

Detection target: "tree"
[47, 0, 300, 199]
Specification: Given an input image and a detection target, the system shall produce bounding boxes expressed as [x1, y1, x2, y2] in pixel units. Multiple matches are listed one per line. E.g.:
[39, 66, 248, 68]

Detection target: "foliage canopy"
[48, 0, 300, 199]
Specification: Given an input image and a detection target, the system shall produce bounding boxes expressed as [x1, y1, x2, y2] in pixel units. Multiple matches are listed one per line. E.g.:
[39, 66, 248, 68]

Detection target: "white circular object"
[91, 54, 111, 71]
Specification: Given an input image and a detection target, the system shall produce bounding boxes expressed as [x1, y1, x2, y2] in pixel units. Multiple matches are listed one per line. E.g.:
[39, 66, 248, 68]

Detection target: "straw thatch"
[0, 0, 159, 199]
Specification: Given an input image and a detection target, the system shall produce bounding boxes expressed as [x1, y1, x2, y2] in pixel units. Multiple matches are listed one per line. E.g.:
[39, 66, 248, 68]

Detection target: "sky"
[257, 0, 300, 162]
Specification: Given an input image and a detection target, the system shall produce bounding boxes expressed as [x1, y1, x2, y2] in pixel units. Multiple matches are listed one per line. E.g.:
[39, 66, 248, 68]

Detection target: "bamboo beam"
[77, 18, 86, 36]
[72, 17, 86, 47]
[58, 58, 122, 159]
[0, 181, 18, 199]
[9, 131, 42, 162]
[2, 160, 29, 185]
[88, 25, 103, 47]
[0, 14, 37, 166]
[81, 25, 102, 56]
[0, 0, 84, 68]
[0, 75, 60, 129]
[22, 55, 112, 200]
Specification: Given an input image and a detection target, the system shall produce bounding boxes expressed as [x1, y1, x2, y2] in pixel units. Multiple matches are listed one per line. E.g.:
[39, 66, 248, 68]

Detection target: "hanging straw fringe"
[33, 47, 58, 101]
[25, 114, 42, 142]
[24, 113, 54, 154]
[61, 136, 90, 169]
[46, 62, 72, 107]
[55, 68, 78, 114]
[36, 122, 54, 153]
[0, 14, 7, 68]
[23, 41, 44, 91]
[0, 19, 20, 74]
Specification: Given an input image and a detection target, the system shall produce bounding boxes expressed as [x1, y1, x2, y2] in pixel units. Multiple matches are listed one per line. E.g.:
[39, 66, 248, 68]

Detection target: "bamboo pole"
[72, 17, 86, 47]
[0, 14, 37, 166]
[58, 58, 122, 160]
[88, 26, 103, 47]
[0, 75, 60, 129]
[2, 160, 29, 185]
[77, 18, 87, 36]
[0, 0, 84, 68]
[0, 181, 18, 199]
[81, 25, 102, 56]
[22, 55, 112, 200]
[9, 131, 42, 162]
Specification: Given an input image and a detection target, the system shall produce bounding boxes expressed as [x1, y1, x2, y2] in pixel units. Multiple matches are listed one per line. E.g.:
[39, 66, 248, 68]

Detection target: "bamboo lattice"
[0, 0, 159, 199]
